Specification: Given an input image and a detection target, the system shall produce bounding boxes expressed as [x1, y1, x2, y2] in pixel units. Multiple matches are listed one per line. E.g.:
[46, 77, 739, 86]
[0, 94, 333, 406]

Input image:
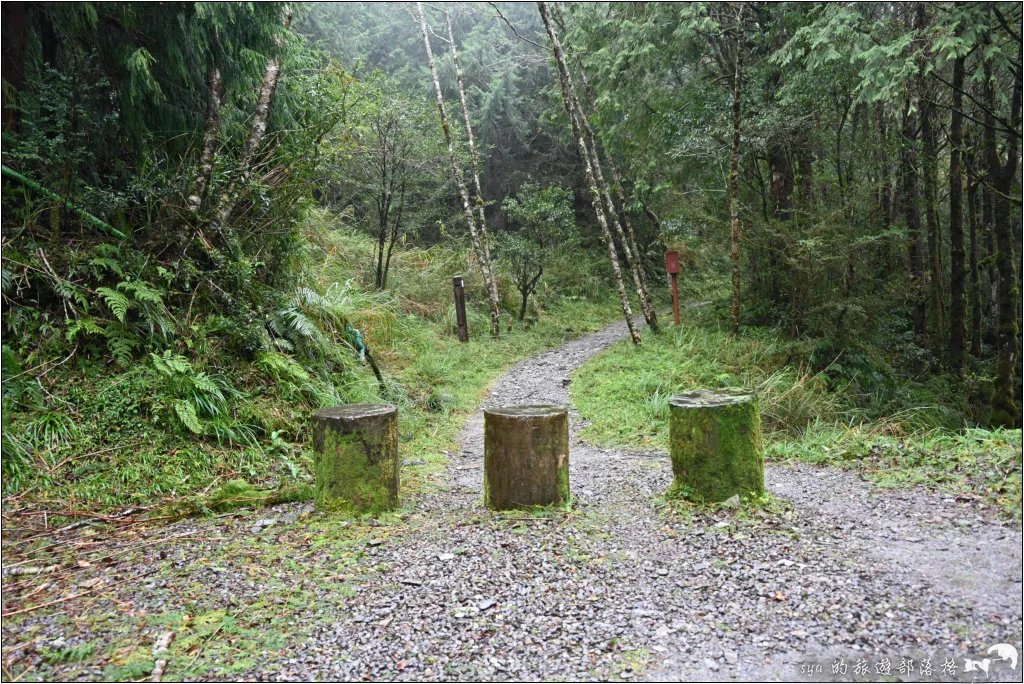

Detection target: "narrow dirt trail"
[296, 319, 1022, 681]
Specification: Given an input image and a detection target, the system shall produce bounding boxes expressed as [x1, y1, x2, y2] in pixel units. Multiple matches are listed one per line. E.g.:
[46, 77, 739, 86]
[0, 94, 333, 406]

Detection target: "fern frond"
[96, 287, 130, 322]
[106, 330, 137, 367]
[89, 257, 125, 276]
[150, 350, 192, 376]
[120, 280, 164, 306]
[66, 317, 105, 342]
[174, 400, 204, 434]
[53, 280, 90, 311]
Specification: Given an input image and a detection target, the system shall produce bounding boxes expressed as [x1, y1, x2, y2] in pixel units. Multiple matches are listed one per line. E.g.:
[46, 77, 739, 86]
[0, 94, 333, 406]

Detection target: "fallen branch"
[151, 631, 175, 682]
[2, 565, 59, 577]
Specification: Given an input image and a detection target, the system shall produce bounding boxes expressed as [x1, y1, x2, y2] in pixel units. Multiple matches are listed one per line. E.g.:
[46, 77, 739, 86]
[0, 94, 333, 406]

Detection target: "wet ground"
[2, 320, 1021, 681]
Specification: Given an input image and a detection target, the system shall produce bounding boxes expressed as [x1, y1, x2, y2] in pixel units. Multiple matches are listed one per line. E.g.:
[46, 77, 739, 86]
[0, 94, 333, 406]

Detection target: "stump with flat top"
[668, 389, 764, 502]
[312, 404, 399, 513]
[484, 405, 569, 510]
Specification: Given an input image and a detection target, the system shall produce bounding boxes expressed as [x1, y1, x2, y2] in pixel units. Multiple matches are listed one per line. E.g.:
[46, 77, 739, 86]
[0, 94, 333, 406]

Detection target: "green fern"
[96, 287, 130, 322]
[106, 330, 137, 367]
[119, 280, 163, 306]
[53, 280, 90, 311]
[258, 351, 311, 384]
[174, 400, 203, 434]
[89, 257, 125, 277]
[65, 317, 105, 342]
[151, 350, 193, 376]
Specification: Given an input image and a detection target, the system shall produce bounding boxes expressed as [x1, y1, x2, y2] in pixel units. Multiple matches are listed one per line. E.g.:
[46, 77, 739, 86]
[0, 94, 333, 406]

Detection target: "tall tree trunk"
[984, 51, 1021, 427]
[215, 12, 291, 228]
[1, 2, 27, 132]
[920, 95, 945, 362]
[965, 133, 982, 358]
[728, 38, 743, 337]
[575, 93, 658, 334]
[566, 44, 659, 332]
[418, 3, 502, 336]
[444, 12, 502, 335]
[947, 53, 967, 375]
[186, 68, 222, 214]
[901, 104, 926, 338]
[982, 184, 996, 342]
[874, 102, 894, 269]
[538, 1, 641, 345]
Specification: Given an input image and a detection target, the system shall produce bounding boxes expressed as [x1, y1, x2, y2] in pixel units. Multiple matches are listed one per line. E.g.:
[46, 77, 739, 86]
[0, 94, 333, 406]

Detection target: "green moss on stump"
[668, 389, 764, 502]
[484, 405, 569, 510]
[312, 404, 399, 514]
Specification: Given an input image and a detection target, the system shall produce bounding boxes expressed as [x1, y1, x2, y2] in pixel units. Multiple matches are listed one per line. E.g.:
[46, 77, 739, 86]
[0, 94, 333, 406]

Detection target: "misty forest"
[1, 2, 1022, 682]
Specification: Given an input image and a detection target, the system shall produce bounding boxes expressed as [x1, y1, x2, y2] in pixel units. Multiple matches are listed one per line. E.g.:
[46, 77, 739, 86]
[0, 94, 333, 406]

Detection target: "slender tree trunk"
[983, 184, 996, 341]
[568, 46, 659, 332]
[538, 1, 640, 344]
[947, 53, 966, 375]
[186, 68, 222, 214]
[518, 267, 543, 322]
[418, 3, 502, 336]
[577, 100, 657, 334]
[728, 40, 743, 337]
[984, 52, 1021, 427]
[966, 134, 982, 358]
[1, 2, 27, 132]
[375, 193, 390, 289]
[874, 102, 894, 272]
[920, 95, 945, 361]
[215, 12, 291, 228]
[444, 12, 502, 334]
[382, 182, 405, 290]
[901, 104, 926, 338]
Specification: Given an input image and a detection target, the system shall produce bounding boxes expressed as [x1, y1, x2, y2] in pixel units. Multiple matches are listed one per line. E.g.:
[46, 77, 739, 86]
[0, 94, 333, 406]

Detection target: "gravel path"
[298, 319, 1022, 682]
[4, 320, 1021, 682]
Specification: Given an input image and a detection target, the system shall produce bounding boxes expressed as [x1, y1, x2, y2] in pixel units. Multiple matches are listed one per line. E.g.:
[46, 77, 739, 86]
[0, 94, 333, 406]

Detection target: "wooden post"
[484, 405, 569, 510]
[453, 275, 469, 342]
[312, 404, 399, 513]
[666, 250, 681, 325]
[668, 389, 764, 502]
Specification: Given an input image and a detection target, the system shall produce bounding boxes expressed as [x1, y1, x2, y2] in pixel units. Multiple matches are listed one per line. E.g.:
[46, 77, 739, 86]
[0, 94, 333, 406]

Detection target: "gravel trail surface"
[3, 320, 1020, 682]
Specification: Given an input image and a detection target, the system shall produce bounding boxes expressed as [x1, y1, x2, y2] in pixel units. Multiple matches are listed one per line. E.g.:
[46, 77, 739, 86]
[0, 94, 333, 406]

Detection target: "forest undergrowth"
[573, 299, 1023, 518]
[2, 209, 622, 524]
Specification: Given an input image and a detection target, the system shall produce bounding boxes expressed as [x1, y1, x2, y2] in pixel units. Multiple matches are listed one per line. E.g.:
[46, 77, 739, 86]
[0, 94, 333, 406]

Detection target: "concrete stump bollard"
[484, 405, 569, 510]
[668, 389, 764, 502]
[312, 404, 399, 513]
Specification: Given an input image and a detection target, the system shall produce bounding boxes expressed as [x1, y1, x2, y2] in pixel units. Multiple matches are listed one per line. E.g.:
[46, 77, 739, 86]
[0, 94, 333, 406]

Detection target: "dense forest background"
[1, 2, 1021, 511]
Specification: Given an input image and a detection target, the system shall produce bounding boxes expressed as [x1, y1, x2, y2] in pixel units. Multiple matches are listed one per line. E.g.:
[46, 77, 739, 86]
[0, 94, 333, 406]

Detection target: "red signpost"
[665, 250, 681, 325]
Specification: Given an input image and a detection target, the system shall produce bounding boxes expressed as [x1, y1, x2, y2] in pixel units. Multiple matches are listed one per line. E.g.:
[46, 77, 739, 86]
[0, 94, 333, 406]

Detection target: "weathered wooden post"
[312, 404, 399, 513]
[668, 389, 764, 502]
[453, 275, 469, 342]
[665, 249, 681, 325]
[484, 405, 569, 510]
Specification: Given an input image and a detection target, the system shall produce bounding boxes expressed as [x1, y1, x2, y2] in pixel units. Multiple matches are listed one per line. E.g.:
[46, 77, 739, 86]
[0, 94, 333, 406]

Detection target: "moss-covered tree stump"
[312, 404, 399, 513]
[484, 405, 569, 510]
[668, 389, 764, 502]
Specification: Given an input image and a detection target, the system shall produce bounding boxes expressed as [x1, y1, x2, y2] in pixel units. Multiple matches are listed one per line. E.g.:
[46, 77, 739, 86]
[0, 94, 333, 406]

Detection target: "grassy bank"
[572, 303, 1022, 517]
[2, 213, 622, 516]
